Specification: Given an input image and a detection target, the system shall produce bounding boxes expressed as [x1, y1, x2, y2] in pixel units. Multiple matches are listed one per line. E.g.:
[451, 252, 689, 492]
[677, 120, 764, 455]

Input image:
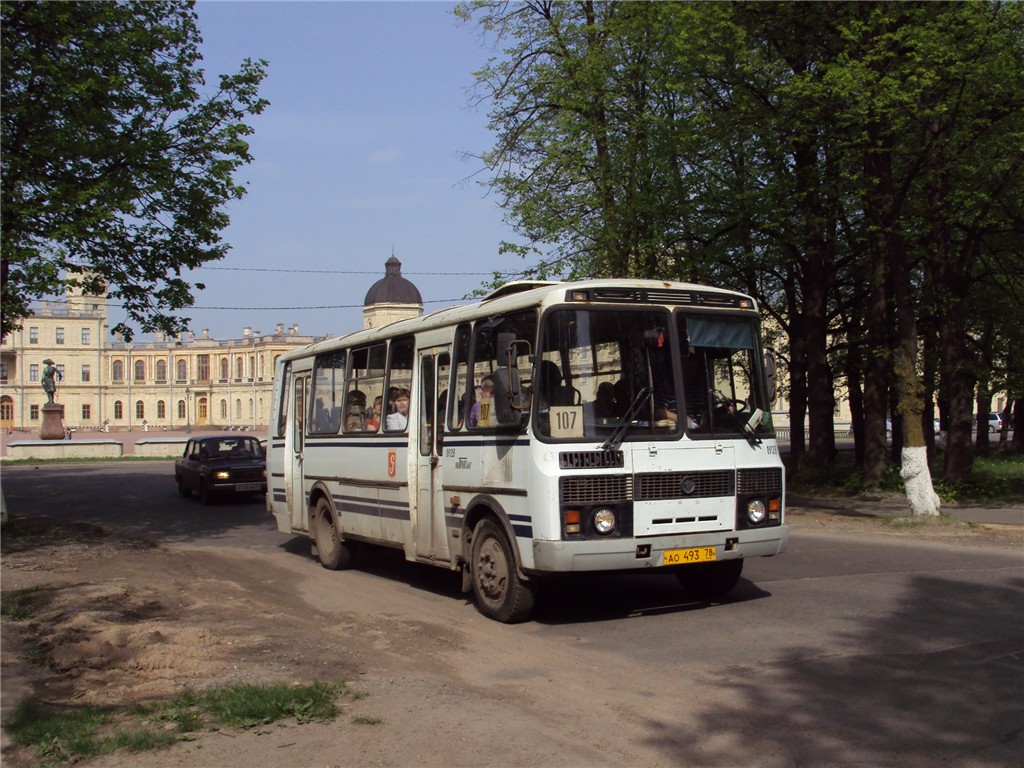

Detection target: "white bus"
[267, 279, 787, 622]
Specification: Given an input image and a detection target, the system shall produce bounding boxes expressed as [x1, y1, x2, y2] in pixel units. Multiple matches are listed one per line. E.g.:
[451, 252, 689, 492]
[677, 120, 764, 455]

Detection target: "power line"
[184, 298, 469, 311]
[202, 266, 498, 276]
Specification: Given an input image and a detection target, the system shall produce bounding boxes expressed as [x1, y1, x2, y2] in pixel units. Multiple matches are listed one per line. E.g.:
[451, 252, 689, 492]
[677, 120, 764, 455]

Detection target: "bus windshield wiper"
[602, 386, 652, 451]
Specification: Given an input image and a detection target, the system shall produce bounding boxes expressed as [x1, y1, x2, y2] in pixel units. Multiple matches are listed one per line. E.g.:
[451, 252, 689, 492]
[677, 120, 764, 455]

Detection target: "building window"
[235, 399, 242, 419]
[220, 399, 227, 419]
[177, 399, 186, 419]
[81, 327, 91, 345]
[81, 364, 91, 382]
[55, 327, 65, 345]
[30, 405, 39, 420]
[0, 362, 7, 384]
[176, 359, 187, 382]
[57, 364, 65, 381]
[157, 400, 166, 419]
[156, 360, 167, 382]
[29, 364, 39, 382]
[134, 359, 145, 382]
[220, 358, 229, 381]
[113, 400, 123, 420]
[82, 404, 91, 420]
[197, 354, 210, 381]
[112, 360, 124, 382]
[136, 400, 145, 419]
[29, 327, 38, 344]
[1, 396, 13, 421]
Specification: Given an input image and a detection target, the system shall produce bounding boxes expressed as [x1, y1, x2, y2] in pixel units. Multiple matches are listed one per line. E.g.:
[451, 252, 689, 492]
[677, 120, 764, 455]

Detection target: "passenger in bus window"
[594, 381, 618, 419]
[470, 376, 494, 427]
[386, 388, 410, 431]
[346, 414, 363, 432]
[365, 396, 382, 431]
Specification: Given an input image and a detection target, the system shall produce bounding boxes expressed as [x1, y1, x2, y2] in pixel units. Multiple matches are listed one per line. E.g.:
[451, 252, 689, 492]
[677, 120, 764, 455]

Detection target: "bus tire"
[470, 518, 535, 623]
[676, 558, 743, 601]
[314, 498, 355, 570]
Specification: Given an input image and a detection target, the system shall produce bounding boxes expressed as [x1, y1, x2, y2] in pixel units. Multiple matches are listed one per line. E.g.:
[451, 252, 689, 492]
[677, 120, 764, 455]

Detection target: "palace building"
[0, 259, 423, 433]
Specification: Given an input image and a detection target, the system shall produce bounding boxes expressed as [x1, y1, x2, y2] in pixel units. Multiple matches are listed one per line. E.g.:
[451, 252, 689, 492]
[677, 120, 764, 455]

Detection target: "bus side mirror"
[492, 367, 521, 424]
[765, 349, 777, 404]
[493, 333, 531, 424]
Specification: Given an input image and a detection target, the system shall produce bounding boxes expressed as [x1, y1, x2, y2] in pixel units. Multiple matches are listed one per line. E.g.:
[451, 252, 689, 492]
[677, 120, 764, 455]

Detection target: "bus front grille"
[737, 467, 783, 493]
[560, 474, 632, 504]
[634, 470, 735, 500]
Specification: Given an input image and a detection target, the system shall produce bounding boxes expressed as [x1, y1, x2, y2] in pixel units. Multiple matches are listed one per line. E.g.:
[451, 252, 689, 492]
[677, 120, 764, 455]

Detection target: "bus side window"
[384, 336, 414, 433]
[449, 324, 470, 431]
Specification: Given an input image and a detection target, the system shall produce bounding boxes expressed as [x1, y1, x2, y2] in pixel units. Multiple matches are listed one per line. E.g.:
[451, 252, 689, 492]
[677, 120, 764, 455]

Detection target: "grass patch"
[1, 586, 41, 620]
[0, 455, 175, 467]
[4, 681, 355, 765]
[786, 449, 1024, 505]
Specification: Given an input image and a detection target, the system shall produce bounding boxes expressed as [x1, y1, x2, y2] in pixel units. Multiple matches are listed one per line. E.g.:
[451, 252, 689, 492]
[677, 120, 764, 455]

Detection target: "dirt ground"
[1, 509, 1020, 768]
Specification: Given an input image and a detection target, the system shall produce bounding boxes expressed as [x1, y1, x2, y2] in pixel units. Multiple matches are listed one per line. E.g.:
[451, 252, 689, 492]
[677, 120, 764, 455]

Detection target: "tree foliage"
[1, 0, 268, 340]
[459, 0, 1024, 495]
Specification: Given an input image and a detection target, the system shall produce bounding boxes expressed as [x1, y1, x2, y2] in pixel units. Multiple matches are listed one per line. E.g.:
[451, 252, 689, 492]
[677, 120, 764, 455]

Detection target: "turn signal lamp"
[565, 509, 581, 535]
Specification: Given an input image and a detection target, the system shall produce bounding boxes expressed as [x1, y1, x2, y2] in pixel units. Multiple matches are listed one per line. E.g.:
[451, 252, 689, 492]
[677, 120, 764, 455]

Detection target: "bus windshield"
[536, 308, 772, 441]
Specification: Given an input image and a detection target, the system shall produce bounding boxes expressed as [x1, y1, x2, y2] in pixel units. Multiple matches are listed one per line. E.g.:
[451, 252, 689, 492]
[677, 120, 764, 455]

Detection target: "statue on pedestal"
[40, 359, 65, 440]
[42, 359, 62, 404]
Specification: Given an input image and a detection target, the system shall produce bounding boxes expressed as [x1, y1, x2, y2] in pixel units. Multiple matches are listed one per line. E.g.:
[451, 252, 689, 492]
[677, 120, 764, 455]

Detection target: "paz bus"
[267, 279, 787, 622]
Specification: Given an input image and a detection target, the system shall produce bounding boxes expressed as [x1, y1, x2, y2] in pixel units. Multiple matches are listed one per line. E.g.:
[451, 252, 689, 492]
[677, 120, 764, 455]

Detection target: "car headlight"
[215, 470, 230, 480]
[593, 508, 616, 535]
[746, 499, 766, 525]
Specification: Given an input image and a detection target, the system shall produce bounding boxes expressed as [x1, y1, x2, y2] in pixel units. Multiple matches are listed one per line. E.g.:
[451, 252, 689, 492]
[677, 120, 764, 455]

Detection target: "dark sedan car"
[175, 435, 267, 504]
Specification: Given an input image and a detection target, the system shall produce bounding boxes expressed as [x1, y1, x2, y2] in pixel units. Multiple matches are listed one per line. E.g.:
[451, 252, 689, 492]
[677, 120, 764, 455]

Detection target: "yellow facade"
[0, 287, 320, 433]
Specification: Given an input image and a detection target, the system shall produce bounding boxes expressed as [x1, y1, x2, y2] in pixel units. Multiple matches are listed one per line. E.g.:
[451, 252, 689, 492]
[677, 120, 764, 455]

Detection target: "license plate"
[235, 483, 261, 492]
[663, 546, 716, 565]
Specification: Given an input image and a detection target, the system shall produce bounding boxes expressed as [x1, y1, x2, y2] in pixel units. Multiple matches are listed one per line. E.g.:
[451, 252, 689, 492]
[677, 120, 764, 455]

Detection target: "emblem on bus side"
[387, 451, 397, 478]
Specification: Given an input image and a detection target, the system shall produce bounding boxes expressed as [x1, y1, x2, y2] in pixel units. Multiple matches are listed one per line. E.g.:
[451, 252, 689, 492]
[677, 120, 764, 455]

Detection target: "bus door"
[288, 373, 309, 532]
[415, 348, 451, 561]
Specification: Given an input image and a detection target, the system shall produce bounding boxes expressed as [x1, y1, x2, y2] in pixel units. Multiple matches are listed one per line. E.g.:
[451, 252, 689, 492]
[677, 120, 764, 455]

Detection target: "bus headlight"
[593, 508, 616, 535]
[746, 499, 767, 525]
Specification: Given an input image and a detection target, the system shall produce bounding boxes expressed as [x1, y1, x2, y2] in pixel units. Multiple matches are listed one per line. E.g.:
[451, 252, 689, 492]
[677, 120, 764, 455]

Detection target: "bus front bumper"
[528, 525, 788, 575]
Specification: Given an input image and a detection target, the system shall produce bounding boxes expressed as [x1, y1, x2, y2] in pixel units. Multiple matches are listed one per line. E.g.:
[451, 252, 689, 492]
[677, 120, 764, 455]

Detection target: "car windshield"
[535, 308, 772, 441]
[206, 438, 262, 458]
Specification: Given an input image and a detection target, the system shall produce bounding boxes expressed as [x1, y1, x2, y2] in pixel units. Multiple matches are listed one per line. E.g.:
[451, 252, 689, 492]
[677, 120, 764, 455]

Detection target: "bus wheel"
[314, 498, 355, 570]
[470, 519, 535, 623]
[676, 559, 743, 602]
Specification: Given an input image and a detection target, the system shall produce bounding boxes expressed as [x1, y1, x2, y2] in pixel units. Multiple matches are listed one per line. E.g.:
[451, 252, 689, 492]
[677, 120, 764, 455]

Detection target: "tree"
[1, 0, 268, 341]
[460, 0, 1023, 513]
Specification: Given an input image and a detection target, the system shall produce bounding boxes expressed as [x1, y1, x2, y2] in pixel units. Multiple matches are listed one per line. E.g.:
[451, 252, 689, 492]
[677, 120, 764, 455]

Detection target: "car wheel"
[313, 497, 356, 570]
[470, 518, 536, 623]
[177, 477, 191, 498]
[676, 559, 744, 602]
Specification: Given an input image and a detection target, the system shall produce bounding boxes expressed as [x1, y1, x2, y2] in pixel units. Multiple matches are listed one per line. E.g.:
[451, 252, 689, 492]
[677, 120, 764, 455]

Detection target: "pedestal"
[40, 403, 65, 440]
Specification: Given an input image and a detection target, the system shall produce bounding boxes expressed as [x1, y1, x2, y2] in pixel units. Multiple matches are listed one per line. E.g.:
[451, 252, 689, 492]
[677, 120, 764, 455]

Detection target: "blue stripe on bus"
[305, 439, 409, 449]
[441, 438, 530, 448]
[331, 492, 411, 521]
[512, 523, 533, 538]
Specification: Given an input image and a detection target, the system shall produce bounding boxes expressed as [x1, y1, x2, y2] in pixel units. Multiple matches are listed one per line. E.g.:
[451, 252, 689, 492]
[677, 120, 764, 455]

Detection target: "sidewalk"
[787, 493, 1024, 527]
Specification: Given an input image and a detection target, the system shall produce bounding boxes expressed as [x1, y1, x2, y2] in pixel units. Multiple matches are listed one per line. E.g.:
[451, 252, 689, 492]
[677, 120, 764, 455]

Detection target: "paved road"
[3, 464, 1023, 766]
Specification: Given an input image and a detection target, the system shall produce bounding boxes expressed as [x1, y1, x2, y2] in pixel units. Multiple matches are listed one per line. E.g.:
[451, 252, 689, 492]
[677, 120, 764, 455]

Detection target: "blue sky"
[132, 1, 539, 340]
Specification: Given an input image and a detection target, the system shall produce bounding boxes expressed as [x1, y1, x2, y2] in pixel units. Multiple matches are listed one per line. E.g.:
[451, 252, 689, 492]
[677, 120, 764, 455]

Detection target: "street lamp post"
[185, 386, 191, 434]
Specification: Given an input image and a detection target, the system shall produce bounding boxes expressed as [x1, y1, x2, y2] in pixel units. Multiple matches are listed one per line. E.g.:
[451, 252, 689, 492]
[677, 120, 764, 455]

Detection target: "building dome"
[363, 257, 422, 307]
[362, 256, 423, 330]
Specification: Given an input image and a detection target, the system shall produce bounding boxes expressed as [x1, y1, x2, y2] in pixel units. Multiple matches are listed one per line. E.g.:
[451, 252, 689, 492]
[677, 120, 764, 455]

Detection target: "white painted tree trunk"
[901, 445, 941, 516]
